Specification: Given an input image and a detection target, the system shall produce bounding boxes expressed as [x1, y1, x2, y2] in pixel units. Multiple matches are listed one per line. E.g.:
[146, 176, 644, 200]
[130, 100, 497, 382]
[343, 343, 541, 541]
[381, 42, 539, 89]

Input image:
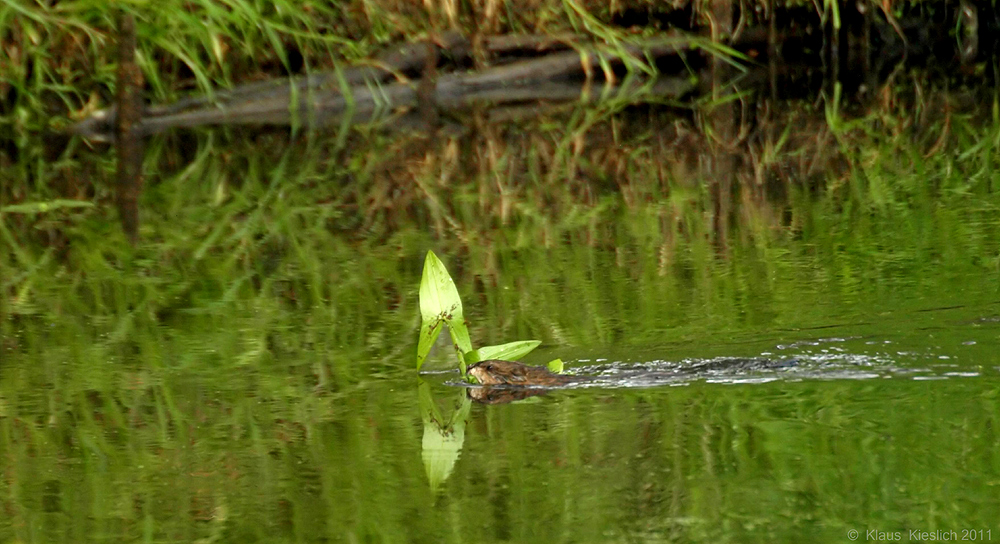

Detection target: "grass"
[0, 0, 730, 136]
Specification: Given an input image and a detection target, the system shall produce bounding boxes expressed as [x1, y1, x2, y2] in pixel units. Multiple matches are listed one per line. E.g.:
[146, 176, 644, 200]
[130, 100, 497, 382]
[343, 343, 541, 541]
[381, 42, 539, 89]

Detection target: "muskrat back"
[467, 360, 576, 386]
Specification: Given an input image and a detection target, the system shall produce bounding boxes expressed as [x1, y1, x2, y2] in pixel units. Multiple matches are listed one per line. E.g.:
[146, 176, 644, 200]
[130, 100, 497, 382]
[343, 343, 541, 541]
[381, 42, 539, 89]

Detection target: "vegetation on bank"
[6, 0, 951, 134]
[1, 0, 713, 133]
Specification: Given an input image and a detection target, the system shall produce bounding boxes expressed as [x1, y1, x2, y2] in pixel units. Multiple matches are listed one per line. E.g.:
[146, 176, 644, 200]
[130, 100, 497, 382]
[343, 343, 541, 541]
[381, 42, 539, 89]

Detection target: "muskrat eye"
[485, 363, 494, 371]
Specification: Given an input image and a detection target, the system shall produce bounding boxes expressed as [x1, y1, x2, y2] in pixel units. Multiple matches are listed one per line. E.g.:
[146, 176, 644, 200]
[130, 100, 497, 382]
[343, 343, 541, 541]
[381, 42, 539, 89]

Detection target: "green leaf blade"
[447, 318, 473, 360]
[468, 340, 542, 363]
[416, 319, 444, 370]
[417, 251, 473, 369]
[419, 251, 464, 322]
[546, 359, 564, 373]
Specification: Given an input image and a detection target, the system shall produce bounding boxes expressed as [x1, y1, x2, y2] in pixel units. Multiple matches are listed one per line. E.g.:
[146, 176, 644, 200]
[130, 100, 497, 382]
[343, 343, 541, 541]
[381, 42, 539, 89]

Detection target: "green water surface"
[3, 97, 1000, 543]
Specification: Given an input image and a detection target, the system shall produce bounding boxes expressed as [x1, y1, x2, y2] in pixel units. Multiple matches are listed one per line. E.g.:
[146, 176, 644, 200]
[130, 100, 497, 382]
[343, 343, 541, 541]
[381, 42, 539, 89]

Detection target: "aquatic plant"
[416, 250, 563, 375]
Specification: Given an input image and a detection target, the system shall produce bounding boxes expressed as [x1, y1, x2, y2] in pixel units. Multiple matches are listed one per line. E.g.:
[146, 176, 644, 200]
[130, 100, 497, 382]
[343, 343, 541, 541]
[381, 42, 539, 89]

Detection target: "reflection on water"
[454, 375, 1000, 543]
[4, 74, 1000, 541]
[445, 303, 1000, 398]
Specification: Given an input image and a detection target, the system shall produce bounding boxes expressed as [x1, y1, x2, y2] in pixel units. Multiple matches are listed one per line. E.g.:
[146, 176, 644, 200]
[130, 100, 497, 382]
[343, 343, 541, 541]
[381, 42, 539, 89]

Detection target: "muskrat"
[466, 358, 800, 388]
[464, 357, 803, 404]
[467, 359, 578, 387]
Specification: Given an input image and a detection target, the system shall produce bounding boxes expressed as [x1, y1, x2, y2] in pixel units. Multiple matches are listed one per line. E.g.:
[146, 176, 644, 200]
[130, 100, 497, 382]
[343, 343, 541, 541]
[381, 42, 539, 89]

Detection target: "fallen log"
[71, 33, 703, 139]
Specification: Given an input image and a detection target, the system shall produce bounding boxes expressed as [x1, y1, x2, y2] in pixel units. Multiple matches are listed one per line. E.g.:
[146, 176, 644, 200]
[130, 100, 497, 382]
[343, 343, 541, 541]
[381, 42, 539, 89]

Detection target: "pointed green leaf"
[446, 315, 473, 358]
[416, 318, 444, 370]
[546, 359, 564, 373]
[418, 251, 472, 370]
[468, 340, 541, 363]
[416, 251, 542, 375]
[419, 251, 464, 323]
[464, 350, 481, 365]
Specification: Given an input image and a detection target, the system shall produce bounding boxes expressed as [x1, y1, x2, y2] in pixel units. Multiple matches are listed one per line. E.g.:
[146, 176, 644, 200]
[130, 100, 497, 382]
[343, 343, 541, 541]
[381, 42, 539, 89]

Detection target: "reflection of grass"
[3, 91, 1000, 540]
[4, 359, 999, 541]
[4, 94, 1000, 348]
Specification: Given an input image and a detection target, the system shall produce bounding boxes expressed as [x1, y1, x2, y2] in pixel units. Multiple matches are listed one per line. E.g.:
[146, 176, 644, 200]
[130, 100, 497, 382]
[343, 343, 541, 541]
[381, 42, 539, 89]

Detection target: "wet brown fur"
[467, 359, 574, 386]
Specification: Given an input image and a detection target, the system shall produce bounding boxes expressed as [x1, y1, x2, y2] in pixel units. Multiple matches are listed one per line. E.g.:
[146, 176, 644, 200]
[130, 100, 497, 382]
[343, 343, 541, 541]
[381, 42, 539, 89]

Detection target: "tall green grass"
[0, 0, 711, 134]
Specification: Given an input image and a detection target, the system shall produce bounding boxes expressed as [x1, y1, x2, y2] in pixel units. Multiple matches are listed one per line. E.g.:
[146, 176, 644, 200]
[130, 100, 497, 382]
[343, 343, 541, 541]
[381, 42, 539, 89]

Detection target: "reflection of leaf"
[467, 340, 541, 363]
[422, 423, 464, 493]
[417, 251, 472, 369]
[418, 380, 443, 425]
[418, 380, 472, 493]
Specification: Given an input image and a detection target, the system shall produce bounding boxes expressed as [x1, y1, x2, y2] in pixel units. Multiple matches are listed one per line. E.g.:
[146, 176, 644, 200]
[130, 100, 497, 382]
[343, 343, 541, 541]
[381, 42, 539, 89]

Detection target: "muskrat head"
[467, 360, 532, 386]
